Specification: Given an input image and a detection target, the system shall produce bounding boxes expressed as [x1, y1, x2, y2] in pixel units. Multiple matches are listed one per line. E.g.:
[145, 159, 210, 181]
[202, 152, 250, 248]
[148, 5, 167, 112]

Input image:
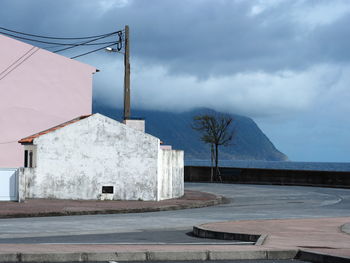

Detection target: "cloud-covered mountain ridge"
[93, 104, 288, 162]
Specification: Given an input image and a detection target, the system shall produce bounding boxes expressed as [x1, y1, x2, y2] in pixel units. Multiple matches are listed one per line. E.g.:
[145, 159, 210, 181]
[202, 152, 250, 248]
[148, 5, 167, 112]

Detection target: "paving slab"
[194, 217, 350, 260]
[0, 190, 225, 218]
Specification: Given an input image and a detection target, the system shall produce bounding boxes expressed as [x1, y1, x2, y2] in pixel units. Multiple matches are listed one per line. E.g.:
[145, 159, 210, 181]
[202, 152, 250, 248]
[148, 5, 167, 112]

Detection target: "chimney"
[123, 119, 145, 132]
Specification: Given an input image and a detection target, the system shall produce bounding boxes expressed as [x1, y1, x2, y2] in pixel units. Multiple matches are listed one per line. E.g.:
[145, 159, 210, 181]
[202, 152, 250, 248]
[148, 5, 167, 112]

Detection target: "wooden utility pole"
[123, 25, 131, 120]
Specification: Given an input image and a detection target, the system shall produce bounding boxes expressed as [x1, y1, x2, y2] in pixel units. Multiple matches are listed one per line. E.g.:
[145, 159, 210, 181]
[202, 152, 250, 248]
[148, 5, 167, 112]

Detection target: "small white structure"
[0, 168, 19, 201]
[18, 114, 184, 201]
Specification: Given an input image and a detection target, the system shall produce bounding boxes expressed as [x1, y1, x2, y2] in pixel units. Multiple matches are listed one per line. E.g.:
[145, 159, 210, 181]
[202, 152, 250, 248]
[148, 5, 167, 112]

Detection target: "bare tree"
[192, 113, 234, 182]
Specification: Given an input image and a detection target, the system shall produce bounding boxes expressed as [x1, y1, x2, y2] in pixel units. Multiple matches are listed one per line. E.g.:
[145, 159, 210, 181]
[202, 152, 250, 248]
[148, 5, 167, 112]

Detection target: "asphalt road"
[0, 183, 349, 244]
[5, 262, 310, 263]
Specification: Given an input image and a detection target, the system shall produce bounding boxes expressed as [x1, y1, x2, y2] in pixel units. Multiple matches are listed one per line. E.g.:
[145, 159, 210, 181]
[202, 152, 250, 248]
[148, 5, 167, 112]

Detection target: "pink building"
[0, 35, 96, 168]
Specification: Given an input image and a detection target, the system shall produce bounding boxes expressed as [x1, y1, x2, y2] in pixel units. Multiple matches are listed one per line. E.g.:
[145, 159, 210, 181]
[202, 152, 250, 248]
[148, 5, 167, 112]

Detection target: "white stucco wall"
[157, 149, 184, 200]
[22, 114, 161, 201]
[0, 168, 18, 201]
[171, 150, 185, 198]
[124, 119, 145, 132]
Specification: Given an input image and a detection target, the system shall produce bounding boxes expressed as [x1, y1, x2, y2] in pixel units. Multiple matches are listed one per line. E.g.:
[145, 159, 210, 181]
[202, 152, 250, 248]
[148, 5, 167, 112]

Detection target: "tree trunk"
[210, 144, 214, 182]
[215, 144, 219, 181]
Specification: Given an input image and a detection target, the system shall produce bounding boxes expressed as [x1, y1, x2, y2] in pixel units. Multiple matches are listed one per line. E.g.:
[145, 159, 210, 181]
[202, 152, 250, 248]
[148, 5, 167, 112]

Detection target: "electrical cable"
[53, 32, 120, 53]
[42, 41, 120, 51]
[0, 140, 19, 145]
[0, 46, 36, 78]
[0, 48, 39, 81]
[0, 31, 117, 46]
[48, 40, 119, 47]
[0, 26, 122, 40]
[0, 27, 125, 64]
[70, 43, 118, 59]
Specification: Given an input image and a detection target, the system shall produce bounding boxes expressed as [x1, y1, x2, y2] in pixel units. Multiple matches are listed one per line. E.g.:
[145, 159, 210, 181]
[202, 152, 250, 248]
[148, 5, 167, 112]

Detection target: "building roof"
[18, 115, 91, 144]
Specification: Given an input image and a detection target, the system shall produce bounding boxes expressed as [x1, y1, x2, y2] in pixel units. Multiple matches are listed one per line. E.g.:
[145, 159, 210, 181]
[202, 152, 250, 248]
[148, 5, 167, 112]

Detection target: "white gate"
[0, 168, 18, 201]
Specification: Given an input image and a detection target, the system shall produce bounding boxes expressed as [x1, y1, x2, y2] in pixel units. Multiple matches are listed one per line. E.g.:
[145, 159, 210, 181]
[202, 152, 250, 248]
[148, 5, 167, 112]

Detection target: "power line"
[0, 46, 36, 78]
[41, 41, 119, 50]
[0, 26, 122, 40]
[0, 31, 118, 46]
[0, 140, 18, 145]
[0, 27, 125, 61]
[53, 33, 121, 53]
[70, 43, 117, 59]
[0, 48, 39, 81]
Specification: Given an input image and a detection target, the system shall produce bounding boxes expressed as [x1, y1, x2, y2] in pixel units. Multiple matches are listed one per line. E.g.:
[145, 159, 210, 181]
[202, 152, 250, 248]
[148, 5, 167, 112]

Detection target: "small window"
[24, 150, 28, 167]
[102, 186, 114, 194]
[24, 149, 35, 168]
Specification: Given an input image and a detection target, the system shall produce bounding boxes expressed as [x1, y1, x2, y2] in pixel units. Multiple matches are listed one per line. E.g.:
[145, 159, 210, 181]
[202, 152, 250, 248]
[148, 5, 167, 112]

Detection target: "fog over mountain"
[93, 104, 288, 162]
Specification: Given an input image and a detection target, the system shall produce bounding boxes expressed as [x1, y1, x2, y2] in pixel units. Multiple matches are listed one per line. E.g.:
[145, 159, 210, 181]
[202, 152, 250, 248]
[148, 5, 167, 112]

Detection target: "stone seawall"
[185, 166, 350, 188]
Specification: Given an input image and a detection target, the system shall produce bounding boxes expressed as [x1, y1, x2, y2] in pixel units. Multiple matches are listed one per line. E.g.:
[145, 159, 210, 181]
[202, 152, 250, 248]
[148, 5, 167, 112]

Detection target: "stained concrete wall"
[22, 114, 160, 201]
[19, 114, 184, 201]
[124, 119, 145, 132]
[157, 149, 184, 200]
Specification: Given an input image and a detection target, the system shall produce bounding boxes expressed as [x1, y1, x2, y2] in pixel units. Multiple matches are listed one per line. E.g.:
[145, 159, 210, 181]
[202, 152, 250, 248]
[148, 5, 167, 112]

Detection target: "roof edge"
[18, 114, 92, 144]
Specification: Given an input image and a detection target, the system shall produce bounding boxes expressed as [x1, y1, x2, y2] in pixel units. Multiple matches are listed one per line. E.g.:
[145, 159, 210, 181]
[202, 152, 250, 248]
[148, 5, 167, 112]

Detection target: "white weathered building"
[18, 114, 184, 201]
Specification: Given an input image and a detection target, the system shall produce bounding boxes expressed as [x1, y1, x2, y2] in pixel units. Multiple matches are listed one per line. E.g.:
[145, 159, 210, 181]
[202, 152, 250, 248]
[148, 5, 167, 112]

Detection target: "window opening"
[102, 186, 114, 194]
[24, 150, 28, 167]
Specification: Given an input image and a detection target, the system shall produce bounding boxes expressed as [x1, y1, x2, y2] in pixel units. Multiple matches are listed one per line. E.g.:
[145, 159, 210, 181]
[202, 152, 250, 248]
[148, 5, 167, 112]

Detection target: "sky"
[1, 0, 350, 162]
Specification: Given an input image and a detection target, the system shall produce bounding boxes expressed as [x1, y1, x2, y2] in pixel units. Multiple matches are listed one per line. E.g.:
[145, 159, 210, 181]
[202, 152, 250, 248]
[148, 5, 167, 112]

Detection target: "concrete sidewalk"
[0, 190, 224, 218]
[194, 217, 350, 261]
[0, 217, 349, 262]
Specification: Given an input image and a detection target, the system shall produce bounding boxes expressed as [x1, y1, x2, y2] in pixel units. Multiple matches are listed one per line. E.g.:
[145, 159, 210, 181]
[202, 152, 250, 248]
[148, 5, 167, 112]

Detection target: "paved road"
[0, 229, 253, 244]
[0, 183, 349, 243]
[39, 262, 310, 263]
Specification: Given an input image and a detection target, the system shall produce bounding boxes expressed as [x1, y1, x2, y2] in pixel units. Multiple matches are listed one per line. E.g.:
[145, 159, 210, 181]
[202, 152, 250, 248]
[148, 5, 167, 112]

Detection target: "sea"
[185, 159, 350, 172]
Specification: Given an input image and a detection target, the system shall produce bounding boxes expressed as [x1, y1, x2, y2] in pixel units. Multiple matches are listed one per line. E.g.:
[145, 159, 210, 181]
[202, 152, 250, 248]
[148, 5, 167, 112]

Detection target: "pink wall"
[0, 35, 96, 167]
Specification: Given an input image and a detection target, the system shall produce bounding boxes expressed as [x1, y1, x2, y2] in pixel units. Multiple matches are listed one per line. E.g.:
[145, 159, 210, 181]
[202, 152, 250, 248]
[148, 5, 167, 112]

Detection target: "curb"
[192, 225, 264, 244]
[0, 249, 299, 262]
[1, 249, 349, 262]
[297, 250, 350, 263]
[0, 193, 228, 219]
[192, 225, 350, 262]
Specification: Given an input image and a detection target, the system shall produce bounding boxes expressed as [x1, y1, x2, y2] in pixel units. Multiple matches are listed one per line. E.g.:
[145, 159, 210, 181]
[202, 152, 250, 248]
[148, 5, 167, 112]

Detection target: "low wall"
[185, 166, 350, 188]
[158, 149, 184, 200]
[0, 168, 18, 201]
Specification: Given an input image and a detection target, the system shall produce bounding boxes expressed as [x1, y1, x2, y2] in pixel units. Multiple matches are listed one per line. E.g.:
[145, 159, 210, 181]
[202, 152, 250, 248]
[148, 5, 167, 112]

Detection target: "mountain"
[92, 104, 288, 161]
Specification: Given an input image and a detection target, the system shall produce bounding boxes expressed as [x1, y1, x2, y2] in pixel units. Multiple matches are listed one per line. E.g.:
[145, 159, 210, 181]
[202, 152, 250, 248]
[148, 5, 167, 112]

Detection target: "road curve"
[0, 183, 349, 241]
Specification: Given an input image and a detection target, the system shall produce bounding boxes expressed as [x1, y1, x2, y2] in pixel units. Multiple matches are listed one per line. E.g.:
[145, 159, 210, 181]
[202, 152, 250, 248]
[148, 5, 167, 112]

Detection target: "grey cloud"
[2, 0, 350, 78]
[2, 0, 350, 162]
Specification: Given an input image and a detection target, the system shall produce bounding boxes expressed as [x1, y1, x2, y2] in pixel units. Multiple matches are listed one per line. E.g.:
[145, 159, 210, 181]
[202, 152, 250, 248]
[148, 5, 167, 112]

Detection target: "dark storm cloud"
[1, 0, 350, 78]
[2, 0, 350, 161]
[312, 14, 350, 64]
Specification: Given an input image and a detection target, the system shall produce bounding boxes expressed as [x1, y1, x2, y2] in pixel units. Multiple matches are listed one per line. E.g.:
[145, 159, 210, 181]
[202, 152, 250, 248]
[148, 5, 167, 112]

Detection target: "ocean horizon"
[185, 159, 350, 172]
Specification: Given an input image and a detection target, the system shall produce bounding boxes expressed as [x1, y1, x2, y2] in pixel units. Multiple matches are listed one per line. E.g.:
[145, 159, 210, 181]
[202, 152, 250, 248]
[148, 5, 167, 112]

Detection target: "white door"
[0, 168, 18, 201]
